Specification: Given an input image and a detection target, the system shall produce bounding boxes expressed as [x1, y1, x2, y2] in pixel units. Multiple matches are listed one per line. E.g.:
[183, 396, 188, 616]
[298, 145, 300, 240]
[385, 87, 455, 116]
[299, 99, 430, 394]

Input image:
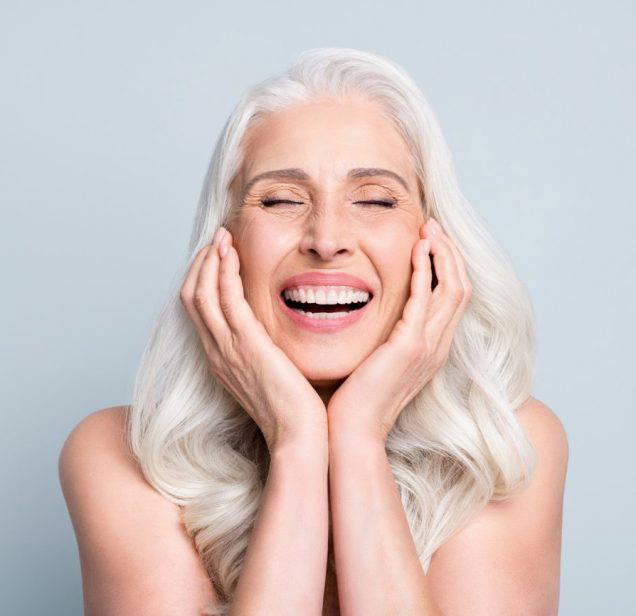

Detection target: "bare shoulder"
[506, 395, 569, 520]
[58, 406, 218, 616]
[59, 406, 131, 470]
[427, 396, 569, 615]
[516, 395, 569, 472]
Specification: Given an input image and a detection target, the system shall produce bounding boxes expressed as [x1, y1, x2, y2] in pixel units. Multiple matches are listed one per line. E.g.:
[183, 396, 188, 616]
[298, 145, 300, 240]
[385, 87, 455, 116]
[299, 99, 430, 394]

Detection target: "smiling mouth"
[280, 289, 372, 315]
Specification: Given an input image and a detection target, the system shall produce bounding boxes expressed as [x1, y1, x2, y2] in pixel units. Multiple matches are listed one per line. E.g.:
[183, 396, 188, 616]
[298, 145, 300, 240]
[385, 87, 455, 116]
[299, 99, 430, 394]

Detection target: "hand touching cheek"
[327, 217, 473, 444]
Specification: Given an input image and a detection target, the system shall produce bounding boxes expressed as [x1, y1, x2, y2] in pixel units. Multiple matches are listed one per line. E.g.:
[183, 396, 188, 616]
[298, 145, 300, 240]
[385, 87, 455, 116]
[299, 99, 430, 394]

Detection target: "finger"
[435, 229, 473, 358]
[401, 236, 432, 328]
[192, 228, 231, 341]
[423, 218, 465, 350]
[180, 244, 218, 352]
[218, 231, 260, 334]
[181, 244, 212, 303]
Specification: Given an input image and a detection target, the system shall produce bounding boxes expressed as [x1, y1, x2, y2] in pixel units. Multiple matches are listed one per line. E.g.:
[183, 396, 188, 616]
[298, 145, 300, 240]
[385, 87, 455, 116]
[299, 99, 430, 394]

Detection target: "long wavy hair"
[125, 47, 537, 616]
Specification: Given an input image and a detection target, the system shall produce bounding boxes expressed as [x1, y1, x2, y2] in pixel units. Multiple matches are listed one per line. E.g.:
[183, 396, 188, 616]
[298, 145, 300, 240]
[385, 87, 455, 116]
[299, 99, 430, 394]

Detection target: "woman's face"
[231, 96, 424, 392]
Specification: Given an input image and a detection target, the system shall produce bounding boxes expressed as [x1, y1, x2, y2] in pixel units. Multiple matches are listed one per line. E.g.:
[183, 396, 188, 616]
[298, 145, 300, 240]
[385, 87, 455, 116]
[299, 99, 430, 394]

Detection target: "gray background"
[2, 1, 634, 614]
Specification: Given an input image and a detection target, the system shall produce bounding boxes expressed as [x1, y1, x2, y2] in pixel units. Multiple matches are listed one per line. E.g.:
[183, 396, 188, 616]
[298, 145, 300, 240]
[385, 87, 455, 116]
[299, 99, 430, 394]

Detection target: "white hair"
[126, 47, 537, 616]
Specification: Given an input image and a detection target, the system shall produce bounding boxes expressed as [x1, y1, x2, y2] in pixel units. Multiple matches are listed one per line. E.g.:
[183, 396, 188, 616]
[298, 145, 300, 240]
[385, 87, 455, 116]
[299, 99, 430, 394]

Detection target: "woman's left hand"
[327, 217, 473, 444]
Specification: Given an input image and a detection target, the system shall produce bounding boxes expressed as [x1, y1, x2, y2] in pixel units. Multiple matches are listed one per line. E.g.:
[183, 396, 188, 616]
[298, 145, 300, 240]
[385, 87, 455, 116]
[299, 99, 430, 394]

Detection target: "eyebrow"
[240, 167, 411, 199]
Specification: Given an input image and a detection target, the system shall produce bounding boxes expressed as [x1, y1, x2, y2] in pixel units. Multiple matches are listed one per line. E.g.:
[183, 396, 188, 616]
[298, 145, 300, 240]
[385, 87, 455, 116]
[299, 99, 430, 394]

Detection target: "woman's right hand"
[180, 226, 327, 453]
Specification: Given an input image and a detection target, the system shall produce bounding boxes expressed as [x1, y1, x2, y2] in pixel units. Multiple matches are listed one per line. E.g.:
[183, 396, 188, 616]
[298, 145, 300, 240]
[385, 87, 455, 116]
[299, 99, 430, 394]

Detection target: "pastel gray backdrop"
[2, 1, 634, 614]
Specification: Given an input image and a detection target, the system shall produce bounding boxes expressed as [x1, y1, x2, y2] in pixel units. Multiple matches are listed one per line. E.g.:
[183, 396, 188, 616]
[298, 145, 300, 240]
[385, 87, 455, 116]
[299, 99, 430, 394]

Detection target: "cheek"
[235, 211, 295, 259]
[385, 257, 413, 306]
[371, 228, 416, 296]
[234, 221, 291, 305]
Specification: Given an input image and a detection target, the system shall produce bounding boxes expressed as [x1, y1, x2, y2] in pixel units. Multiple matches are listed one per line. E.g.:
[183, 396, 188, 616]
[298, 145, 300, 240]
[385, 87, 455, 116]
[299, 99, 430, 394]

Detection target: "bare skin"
[228, 95, 426, 400]
[59, 96, 568, 615]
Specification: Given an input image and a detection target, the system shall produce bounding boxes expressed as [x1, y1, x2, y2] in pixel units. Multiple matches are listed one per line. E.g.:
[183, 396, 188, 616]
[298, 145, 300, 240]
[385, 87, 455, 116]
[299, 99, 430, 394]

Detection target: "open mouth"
[281, 294, 370, 314]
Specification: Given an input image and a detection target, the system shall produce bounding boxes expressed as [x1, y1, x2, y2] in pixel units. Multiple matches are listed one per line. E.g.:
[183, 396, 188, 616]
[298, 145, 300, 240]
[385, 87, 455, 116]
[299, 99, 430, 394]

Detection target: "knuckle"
[218, 294, 233, 315]
[409, 346, 424, 364]
[206, 355, 223, 378]
[405, 338, 427, 361]
[423, 331, 440, 359]
[451, 286, 464, 305]
[192, 291, 209, 311]
[179, 287, 191, 306]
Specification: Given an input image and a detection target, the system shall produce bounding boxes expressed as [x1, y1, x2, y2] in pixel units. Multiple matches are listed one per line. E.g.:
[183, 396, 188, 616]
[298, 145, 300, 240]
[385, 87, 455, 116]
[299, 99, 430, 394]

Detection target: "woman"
[59, 47, 568, 615]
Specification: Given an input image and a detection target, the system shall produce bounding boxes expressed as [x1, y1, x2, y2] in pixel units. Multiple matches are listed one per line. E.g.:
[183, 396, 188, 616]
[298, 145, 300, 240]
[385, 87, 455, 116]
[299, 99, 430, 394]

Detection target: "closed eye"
[261, 199, 303, 207]
[260, 199, 396, 208]
[354, 200, 396, 208]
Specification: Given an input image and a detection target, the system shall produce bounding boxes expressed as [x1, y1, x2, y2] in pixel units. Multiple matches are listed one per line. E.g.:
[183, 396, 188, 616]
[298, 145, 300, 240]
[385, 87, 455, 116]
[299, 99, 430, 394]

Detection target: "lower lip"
[277, 293, 372, 333]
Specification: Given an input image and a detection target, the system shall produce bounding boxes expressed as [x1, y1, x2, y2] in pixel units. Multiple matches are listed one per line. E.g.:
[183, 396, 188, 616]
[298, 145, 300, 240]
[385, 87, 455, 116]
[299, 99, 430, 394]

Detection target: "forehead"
[240, 97, 418, 188]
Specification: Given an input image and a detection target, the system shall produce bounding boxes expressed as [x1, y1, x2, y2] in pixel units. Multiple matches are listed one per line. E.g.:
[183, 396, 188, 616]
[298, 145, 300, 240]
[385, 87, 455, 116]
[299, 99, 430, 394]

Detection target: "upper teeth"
[283, 285, 370, 305]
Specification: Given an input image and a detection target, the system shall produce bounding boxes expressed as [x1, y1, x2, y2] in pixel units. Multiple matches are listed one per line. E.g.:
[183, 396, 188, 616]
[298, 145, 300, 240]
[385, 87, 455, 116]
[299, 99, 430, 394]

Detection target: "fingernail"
[219, 238, 228, 258]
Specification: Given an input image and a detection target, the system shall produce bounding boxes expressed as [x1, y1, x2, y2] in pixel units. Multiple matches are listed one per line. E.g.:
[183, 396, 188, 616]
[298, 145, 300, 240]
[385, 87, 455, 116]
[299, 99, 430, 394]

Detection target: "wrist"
[269, 420, 329, 460]
[327, 423, 387, 453]
[327, 413, 388, 450]
[328, 431, 387, 471]
[270, 439, 329, 472]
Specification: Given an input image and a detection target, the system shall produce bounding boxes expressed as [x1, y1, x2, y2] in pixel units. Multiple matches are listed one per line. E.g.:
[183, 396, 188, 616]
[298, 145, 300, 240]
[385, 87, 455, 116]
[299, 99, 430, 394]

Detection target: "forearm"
[328, 432, 443, 616]
[229, 436, 329, 616]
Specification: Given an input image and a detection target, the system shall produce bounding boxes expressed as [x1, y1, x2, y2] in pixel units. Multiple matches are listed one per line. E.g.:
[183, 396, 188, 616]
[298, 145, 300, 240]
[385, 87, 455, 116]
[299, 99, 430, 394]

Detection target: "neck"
[310, 378, 346, 408]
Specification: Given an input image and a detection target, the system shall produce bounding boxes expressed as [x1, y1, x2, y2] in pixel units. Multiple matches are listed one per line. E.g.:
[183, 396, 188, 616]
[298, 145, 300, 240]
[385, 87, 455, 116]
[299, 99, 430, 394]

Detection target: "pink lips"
[277, 271, 375, 334]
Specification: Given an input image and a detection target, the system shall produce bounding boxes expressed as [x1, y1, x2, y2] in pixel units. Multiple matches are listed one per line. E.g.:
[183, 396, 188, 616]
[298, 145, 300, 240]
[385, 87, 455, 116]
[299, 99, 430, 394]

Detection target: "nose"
[298, 203, 355, 261]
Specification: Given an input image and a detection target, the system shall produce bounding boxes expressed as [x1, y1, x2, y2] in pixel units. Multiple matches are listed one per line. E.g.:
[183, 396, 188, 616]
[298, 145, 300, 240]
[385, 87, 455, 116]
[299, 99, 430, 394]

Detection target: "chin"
[286, 346, 359, 382]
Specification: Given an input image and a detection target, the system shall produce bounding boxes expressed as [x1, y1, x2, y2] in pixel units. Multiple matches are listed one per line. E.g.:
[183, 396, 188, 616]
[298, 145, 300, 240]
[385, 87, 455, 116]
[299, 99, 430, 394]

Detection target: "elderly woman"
[59, 48, 568, 616]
